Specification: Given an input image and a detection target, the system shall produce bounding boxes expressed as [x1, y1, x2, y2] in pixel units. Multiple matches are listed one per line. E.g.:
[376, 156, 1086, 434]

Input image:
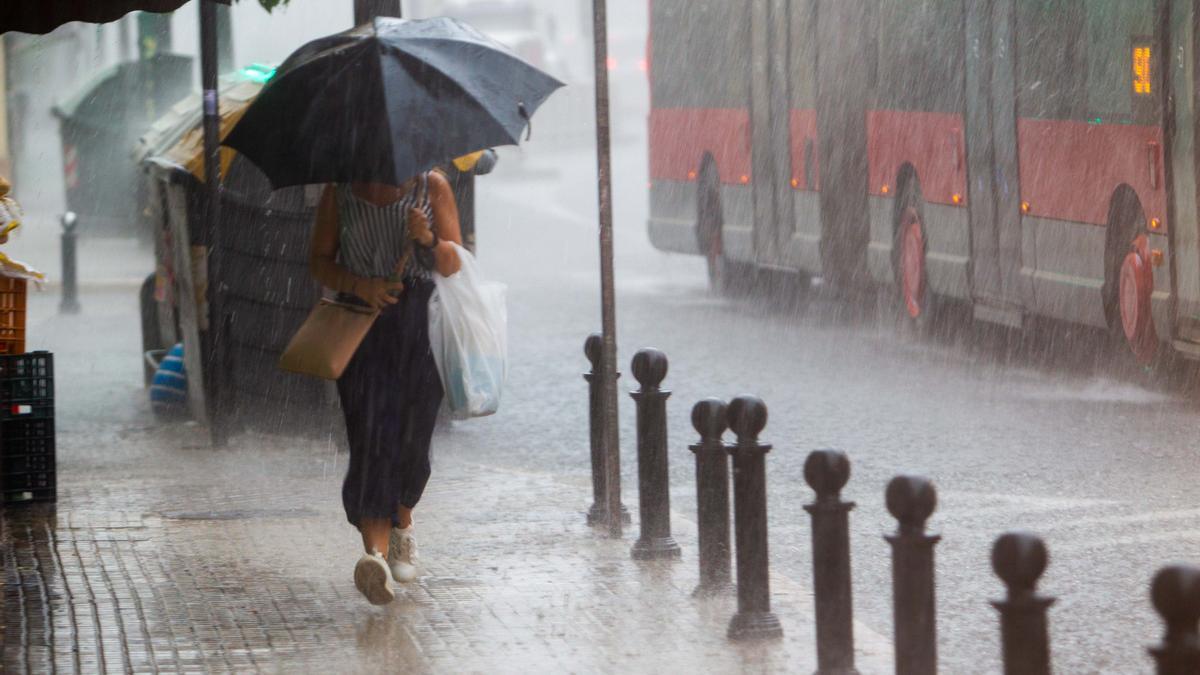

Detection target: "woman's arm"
[409, 172, 463, 277]
[310, 185, 402, 309]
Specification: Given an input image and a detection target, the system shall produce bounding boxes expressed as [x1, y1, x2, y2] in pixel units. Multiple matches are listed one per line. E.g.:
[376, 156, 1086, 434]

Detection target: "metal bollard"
[885, 475, 940, 675]
[805, 450, 858, 674]
[991, 532, 1054, 675]
[630, 348, 681, 560]
[726, 395, 783, 641]
[1149, 565, 1200, 674]
[690, 398, 733, 597]
[584, 334, 629, 526]
[59, 211, 80, 314]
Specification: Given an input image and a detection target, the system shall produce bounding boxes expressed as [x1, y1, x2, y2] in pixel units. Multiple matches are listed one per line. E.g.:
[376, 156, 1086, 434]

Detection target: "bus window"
[875, 0, 965, 113]
[788, 0, 817, 110]
[650, 0, 750, 109]
[1083, 1, 1158, 123]
[1017, 0, 1087, 121]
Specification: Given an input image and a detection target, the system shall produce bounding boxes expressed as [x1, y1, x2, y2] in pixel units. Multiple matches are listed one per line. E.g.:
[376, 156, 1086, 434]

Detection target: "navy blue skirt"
[337, 278, 443, 527]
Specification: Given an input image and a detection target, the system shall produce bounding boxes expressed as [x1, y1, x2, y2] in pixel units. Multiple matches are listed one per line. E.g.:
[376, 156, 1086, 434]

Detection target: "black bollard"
[805, 450, 858, 674]
[1149, 565, 1200, 674]
[630, 349, 681, 560]
[585, 334, 629, 526]
[885, 475, 940, 675]
[59, 211, 80, 314]
[690, 398, 733, 597]
[726, 395, 783, 641]
[991, 532, 1054, 675]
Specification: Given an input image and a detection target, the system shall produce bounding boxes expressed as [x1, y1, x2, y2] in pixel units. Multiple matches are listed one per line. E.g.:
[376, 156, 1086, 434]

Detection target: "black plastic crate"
[2, 453, 54, 474]
[1, 434, 53, 459]
[2, 487, 55, 504]
[0, 351, 53, 404]
[3, 470, 54, 491]
[0, 401, 52, 422]
[1, 416, 53, 442]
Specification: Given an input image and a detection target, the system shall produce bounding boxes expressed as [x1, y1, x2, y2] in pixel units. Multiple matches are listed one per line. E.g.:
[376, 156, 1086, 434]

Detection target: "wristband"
[423, 230, 439, 250]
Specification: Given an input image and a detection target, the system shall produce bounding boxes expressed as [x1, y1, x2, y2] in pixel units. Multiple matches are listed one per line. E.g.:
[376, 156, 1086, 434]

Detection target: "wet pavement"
[2, 288, 893, 673]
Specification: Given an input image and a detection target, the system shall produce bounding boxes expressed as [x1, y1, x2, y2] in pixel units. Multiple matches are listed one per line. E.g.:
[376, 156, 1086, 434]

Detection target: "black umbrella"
[224, 16, 564, 188]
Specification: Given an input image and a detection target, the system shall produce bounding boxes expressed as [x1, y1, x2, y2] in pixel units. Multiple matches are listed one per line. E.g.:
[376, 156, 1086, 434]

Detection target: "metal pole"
[991, 532, 1054, 675]
[355, 0, 402, 24]
[199, 0, 224, 446]
[726, 395, 782, 641]
[690, 398, 733, 597]
[629, 348, 680, 560]
[805, 450, 858, 674]
[58, 212, 79, 314]
[592, 0, 621, 539]
[585, 334, 628, 526]
[885, 476, 940, 675]
[1149, 565, 1200, 674]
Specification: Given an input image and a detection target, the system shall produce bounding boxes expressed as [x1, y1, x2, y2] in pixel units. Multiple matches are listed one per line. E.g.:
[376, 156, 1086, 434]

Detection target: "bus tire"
[1118, 233, 1158, 365]
[1104, 191, 1158, 365]
[893, 183, 935, 330]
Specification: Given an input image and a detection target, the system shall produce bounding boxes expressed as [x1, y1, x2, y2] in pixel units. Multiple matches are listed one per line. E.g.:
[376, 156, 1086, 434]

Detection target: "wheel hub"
[1118, 234, 1157, 364]
[900, 210, 925, 319]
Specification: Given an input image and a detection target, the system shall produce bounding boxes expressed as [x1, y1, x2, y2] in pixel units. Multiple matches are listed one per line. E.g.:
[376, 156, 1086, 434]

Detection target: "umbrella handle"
[519, 102, 532, 141]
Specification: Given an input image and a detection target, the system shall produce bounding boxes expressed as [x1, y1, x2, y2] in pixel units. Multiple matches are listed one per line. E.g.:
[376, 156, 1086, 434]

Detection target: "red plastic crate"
[0, 277, 26, 355]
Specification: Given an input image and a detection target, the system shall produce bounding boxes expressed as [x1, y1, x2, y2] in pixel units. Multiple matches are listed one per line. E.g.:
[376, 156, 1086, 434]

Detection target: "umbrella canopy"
[1, 0, 229, 35]
[223, 16, 564, 188]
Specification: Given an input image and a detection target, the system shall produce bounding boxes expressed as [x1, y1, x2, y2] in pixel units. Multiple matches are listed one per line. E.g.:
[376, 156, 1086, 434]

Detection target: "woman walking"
[309, 171, 462, 605]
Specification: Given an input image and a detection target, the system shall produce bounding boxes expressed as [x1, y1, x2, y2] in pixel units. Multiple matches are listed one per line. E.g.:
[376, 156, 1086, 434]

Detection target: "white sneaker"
[388, 526, 419, 583]
[354, 552, 395, 605]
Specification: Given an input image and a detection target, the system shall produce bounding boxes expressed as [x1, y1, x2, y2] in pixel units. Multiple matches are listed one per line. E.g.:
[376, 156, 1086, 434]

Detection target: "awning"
[2, 0, 230, 35]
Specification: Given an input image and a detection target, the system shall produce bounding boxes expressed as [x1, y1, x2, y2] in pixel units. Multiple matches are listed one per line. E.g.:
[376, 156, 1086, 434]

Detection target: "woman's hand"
[407, 208, 435, 247]
[354, 277, 404, 310]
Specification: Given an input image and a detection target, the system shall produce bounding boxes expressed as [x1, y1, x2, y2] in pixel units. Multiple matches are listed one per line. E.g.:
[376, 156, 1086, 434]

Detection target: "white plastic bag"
[428, 243, 507, 419]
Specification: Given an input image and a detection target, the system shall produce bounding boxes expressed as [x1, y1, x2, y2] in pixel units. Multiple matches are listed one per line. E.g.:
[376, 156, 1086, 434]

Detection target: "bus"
[647, 0, 1200, 366]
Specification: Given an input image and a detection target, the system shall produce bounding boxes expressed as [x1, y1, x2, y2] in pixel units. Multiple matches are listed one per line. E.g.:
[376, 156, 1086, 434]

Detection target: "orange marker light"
[687, 170, 697, 181]
[1021, 201, 1031, 214]
[740, 175, 750, 184]
[1150, 218, 1162, 231]
[952, 193, 963, 205]
[881, 184, 890, 195]
[791, 178, 800, 188]
[1151, 249, 1165, 267]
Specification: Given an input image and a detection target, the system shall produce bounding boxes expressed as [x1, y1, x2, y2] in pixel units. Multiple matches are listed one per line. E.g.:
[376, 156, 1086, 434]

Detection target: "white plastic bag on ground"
[428, 243, 507, 419]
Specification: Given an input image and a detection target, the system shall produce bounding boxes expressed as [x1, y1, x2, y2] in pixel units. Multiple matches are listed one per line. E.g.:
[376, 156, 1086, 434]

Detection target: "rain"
[1, 1, 1199, 673]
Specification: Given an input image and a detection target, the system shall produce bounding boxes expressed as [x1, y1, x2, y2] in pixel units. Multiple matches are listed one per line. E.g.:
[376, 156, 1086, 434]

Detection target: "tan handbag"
[283, 185, 422, 380]
[278, 298, 380, 380]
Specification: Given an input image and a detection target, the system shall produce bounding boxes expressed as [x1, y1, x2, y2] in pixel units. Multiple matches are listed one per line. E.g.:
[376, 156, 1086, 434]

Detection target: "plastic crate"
[0, 277, 26, 355]
[0, 351, 53, 403]
[1, 349, 55, 505]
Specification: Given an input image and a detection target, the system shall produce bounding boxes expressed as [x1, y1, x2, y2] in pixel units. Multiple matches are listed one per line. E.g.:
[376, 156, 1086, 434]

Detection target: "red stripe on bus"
[867, 110, 966, 206]
[789, 109, 819, 191]
[648, 107, 751, 184]
[1017, 119, 1166, 227]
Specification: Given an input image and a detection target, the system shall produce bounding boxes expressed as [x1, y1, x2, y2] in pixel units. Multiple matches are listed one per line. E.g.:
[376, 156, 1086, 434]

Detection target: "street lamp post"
[355, 0, 401, 23]
[199, 0, 225, 446]
[591, 0, 622, 538]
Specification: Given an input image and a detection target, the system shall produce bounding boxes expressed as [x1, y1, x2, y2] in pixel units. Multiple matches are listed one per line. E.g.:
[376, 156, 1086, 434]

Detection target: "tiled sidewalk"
[2, 427, 893, 673]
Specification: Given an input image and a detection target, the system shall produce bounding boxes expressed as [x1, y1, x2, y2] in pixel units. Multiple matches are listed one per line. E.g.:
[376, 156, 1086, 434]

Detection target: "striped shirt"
[336, 174, 435, 281]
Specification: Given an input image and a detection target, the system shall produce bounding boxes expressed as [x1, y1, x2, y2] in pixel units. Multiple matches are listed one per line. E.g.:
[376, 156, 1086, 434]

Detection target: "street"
[469, 128, 1200, 673]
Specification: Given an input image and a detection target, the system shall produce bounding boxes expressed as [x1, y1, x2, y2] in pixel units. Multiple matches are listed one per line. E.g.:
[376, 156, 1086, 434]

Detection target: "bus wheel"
[1118, 233, 1158, 364]
[896, 205, 931, 324]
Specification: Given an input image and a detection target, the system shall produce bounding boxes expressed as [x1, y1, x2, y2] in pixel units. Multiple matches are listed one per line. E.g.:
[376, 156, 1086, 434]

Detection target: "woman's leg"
[396, 506, 413, 529]
[360, 518, 392, 555]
